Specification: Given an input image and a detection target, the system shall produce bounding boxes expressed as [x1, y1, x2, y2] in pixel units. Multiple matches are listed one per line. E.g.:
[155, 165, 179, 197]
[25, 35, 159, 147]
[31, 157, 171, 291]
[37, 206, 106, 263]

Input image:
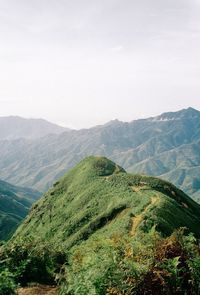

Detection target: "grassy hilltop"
[1, 157, 200, 294]
[13, 156, 200, 245]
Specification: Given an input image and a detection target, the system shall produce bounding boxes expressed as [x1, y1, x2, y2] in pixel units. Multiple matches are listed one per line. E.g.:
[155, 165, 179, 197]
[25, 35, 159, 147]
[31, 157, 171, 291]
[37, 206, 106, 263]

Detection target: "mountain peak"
[104, 119, 123, 127]
[5, 157, 200, 295]
[184, 107, 200, 115]
[152, 107, 200, 122]
[68, 156, 125, 178]
[12, 156, 200, 251]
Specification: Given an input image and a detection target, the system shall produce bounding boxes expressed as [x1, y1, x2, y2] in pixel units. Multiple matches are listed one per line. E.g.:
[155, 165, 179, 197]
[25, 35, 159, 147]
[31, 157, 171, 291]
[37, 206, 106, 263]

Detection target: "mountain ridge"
[12, 156, 200, 245]
[0, 116, 69, 140]
[6, 156, 200, 293]
[0, 107, 199, 202]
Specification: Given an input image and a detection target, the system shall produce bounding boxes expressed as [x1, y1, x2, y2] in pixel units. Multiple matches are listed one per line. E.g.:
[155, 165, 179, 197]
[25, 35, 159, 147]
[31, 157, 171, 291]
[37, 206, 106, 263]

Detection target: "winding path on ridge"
[130, 194, 159, 236]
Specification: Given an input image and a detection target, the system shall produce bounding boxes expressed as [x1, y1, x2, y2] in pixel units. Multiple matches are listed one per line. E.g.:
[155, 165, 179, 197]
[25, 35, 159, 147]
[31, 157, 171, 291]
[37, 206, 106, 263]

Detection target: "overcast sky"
[0, 0, 200, 128]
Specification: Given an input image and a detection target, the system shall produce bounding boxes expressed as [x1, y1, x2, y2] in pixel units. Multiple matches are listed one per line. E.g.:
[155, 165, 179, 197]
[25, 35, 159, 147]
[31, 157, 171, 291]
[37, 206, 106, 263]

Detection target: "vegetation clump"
[1, 229, 200, 294]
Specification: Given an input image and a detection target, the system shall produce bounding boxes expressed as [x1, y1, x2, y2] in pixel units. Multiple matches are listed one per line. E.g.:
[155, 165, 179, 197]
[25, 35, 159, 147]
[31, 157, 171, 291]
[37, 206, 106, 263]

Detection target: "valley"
[0, 179, 40, 240]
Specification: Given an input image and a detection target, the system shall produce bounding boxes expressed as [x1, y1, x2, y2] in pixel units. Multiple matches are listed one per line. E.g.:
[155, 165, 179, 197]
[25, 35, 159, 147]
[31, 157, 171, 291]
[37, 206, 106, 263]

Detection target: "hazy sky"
[0, 0, 200, 128]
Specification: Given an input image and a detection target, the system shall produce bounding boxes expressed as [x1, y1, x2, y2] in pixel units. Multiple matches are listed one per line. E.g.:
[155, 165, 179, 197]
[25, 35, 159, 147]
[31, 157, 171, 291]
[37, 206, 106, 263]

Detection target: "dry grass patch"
[17, 285, 58, 295]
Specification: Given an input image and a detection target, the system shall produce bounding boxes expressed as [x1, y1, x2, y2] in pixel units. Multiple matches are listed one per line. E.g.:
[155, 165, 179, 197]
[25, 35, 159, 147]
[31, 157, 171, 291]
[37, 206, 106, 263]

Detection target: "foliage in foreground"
[0, 241, 66, 294]
[0, 268, 16, 295]
[57, 228, 200, 295]
[0, 229, 200, 295]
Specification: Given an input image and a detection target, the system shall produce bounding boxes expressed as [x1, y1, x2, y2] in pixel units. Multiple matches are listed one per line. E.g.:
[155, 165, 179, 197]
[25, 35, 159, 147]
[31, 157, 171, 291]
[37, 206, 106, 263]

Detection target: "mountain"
[7, 157, 200, 293]
[0, 179, 41, 240]
[13, 156, 200, 244]
[0, 107, 199, 202]
[0, 116, 68, 140]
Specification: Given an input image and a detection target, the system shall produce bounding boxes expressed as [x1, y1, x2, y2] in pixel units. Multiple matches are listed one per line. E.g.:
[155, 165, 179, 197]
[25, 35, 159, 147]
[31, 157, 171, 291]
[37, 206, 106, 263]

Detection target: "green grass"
[12, 157, 200, 249]
[3, 156, 200, 294]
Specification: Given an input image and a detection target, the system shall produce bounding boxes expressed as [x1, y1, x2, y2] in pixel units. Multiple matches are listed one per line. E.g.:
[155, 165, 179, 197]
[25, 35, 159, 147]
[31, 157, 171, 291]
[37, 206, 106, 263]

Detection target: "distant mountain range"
[0, 107, 199, 202]
[0, 179, 40, 240]
[0, 116, 68, 140]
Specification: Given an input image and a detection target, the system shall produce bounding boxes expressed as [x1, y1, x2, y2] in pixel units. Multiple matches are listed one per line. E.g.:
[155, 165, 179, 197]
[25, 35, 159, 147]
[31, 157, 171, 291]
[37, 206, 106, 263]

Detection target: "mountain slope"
[0, 116, 68, 140]
[0, 179, 41, 240]
[0, 108, 199, 202]
[6, 157, 200, 294]
[12, 157, 200, 248]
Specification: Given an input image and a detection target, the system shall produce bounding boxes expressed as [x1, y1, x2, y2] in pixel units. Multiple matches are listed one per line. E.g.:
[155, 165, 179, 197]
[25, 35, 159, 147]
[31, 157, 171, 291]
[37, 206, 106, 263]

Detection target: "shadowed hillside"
[0, 179, 41, 240]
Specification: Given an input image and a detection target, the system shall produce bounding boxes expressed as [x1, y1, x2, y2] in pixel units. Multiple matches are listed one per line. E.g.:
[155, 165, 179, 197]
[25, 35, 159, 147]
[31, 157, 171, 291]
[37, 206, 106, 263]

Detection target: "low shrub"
[0, 269, 16, 295]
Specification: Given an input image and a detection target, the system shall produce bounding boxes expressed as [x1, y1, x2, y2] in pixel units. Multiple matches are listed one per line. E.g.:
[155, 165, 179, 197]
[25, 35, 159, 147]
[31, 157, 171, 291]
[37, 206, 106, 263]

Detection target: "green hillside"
[0, 180, 41, 241]
[12, 156, 200, 245]
[0, 108, 199, 202]
[3, 157, 199, 294]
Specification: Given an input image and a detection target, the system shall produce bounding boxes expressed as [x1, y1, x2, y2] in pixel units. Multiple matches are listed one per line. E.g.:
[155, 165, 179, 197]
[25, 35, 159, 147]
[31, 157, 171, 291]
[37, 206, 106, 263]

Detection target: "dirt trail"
[132, 185, 147, 193]
[130, 196, 159, 236]
[17, 285, 58, 295]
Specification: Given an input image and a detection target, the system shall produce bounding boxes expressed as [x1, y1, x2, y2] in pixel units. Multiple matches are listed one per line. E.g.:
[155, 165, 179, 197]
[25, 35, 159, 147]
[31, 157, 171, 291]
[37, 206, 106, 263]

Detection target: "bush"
[0, 241, 67, 286]
[0, 269, 16, 295]
[1, 230, 200, 294]
[57, 229, 200, 294]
